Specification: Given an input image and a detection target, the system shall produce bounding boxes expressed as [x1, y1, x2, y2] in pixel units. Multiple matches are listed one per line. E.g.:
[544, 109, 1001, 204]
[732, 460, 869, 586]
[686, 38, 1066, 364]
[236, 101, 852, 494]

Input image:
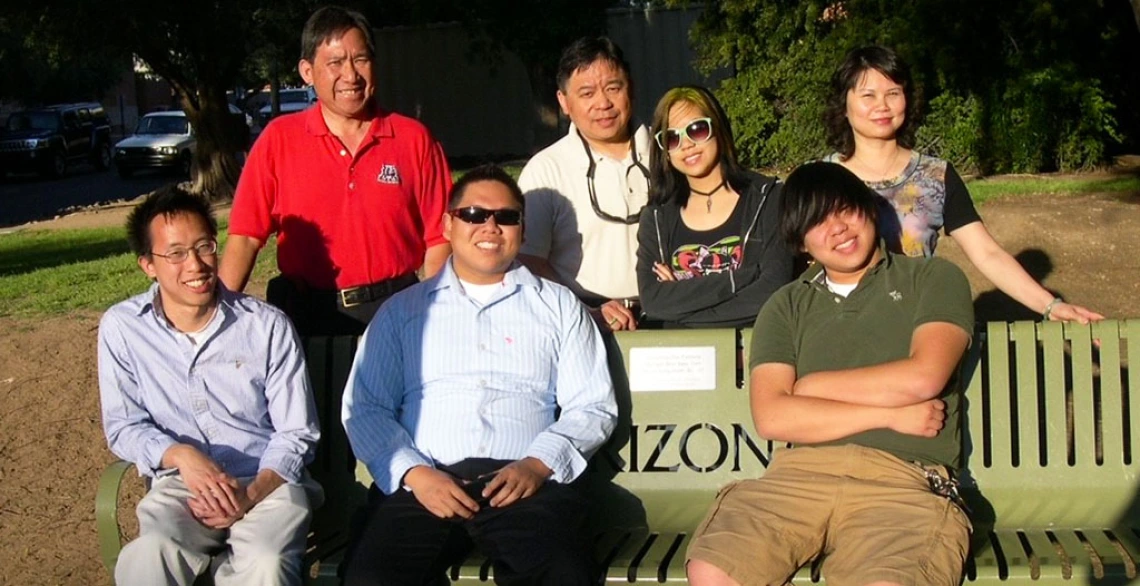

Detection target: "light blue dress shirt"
[342, 261, 617, 495]
[98, 284, 320, 483]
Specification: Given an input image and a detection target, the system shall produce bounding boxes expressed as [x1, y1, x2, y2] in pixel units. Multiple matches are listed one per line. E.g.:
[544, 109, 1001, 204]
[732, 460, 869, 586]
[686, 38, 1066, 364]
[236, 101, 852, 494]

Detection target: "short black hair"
[556, 37, 631, 92]
[449, 164, 525, 212]
[823, 46, 917, 158]
[126, 184, 217, 257]
[780, 162, 879, 250]
[300, 6, 375, 63]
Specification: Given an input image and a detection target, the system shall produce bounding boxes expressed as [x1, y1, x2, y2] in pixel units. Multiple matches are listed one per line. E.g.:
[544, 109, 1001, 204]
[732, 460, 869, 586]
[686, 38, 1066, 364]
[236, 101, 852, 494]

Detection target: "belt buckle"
[339, 287, 363, 308]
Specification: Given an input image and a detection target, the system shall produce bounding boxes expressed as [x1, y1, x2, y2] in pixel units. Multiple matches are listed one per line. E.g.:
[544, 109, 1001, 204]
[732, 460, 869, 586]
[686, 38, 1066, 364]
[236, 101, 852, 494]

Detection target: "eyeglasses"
[150, 240, 218, 264]
[578, 132, 650, 225]
[448, 206, 523, 226]
[654, 117, 714, 151]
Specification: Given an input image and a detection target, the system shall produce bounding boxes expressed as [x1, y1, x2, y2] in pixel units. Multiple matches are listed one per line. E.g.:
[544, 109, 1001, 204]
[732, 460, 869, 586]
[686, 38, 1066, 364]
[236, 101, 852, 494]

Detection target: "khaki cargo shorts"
[686, 444, 971, 586]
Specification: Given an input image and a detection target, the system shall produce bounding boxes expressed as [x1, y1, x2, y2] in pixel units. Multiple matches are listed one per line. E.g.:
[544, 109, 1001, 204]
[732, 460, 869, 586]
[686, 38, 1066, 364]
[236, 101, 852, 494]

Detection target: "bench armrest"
[95, 460, 136, 572]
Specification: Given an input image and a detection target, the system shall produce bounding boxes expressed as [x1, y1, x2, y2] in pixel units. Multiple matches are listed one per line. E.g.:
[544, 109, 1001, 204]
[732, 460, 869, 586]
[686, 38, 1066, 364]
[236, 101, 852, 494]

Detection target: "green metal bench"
[97, 320, 1140, 584]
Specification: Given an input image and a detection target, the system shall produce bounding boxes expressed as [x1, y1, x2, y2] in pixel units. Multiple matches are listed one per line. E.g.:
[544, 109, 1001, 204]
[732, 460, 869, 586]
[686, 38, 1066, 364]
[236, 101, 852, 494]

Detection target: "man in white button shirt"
[518, 37, 651, 332]
[341, 165, 618, 585]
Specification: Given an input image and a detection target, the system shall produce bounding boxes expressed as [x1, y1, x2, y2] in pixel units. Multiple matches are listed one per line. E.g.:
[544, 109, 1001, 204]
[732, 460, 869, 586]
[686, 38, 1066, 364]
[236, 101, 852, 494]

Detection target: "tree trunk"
[1131, 0, 1140, 34]
[269, 61, 282, 118]
[179, 88, 244, 202]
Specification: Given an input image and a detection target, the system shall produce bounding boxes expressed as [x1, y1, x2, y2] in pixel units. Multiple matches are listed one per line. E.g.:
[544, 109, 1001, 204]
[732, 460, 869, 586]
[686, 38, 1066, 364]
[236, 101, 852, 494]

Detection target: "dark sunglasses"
[654, 117, 714, 151]
[448, 206, 523, 226]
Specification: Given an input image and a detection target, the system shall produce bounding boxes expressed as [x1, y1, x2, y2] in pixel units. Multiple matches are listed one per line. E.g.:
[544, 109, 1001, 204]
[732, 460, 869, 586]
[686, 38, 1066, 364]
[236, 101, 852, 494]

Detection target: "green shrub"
[915, 93, 981, 174]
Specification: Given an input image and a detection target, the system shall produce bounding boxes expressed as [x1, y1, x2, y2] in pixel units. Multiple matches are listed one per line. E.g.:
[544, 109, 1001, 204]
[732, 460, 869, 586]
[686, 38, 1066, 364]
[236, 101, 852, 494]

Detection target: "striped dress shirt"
[98, 284, 320, 483]
[342, 261, 617, 495]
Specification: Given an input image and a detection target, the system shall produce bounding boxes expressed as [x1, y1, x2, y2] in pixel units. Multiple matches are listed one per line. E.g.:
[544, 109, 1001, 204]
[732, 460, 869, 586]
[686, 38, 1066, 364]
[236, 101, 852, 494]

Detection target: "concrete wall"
[373, 7, 724, 158]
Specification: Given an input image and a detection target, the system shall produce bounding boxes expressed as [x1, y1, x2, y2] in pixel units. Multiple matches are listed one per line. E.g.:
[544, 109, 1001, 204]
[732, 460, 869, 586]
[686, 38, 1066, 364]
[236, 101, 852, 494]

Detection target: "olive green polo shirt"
[750, 249, 974, 467]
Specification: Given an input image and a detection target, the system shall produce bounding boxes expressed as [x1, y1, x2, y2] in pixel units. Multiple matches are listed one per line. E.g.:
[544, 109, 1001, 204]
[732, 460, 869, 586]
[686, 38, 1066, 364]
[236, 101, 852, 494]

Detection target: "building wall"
[373, 7, 723, 158]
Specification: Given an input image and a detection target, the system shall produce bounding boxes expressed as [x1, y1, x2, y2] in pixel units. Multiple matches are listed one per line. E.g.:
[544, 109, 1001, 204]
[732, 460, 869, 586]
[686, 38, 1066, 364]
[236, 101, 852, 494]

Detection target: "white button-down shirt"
[518, 125, 651, 300]
[342, 261, 617, 495]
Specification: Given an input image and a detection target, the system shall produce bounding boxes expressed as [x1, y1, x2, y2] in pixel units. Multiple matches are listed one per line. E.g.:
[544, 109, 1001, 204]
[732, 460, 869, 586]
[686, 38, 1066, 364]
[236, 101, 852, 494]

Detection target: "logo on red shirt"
[378, 164, 401, 185]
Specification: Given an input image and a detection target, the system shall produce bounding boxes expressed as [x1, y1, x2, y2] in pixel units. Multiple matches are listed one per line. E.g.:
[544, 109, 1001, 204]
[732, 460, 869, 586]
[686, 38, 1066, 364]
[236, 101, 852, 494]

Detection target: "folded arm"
[791, 321, 970, 407]
[751, 362, 947, 444]
[635, 213, 759, 321]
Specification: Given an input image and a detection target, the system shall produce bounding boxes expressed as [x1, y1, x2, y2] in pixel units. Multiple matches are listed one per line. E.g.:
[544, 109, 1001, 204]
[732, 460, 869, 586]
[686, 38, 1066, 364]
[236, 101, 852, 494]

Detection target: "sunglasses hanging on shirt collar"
[578, 130, 650, 225]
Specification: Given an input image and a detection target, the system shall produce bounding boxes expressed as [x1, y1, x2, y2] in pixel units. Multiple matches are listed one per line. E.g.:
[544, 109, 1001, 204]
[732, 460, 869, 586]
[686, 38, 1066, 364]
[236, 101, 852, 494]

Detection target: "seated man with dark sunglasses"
[517, 36, 650, 332]
[341, 164, 618, 586]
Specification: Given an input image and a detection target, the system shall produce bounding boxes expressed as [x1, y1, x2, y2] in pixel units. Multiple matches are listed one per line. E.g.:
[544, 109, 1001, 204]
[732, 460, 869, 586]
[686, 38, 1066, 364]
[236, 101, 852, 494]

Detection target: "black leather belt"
[336, 273, 418, 308]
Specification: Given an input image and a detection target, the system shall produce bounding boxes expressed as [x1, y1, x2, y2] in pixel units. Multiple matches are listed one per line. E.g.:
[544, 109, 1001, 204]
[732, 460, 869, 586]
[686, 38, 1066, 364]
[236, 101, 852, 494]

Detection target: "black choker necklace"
[691, 180, 726, 212]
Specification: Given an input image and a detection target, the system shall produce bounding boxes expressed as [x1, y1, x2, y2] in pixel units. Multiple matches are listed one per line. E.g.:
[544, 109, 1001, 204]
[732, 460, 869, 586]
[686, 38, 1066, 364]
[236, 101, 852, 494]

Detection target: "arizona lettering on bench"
[604, 423, 771, 473]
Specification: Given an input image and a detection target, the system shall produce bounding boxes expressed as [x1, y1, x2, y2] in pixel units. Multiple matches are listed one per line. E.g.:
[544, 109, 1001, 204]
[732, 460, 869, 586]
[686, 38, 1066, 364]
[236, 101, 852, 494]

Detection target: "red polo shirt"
[230, 104, 452, 290]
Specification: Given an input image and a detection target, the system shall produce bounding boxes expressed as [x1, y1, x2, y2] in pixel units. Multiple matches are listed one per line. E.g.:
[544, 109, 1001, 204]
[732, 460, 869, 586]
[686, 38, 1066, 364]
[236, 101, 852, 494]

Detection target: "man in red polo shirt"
[220, 6, 452, 335]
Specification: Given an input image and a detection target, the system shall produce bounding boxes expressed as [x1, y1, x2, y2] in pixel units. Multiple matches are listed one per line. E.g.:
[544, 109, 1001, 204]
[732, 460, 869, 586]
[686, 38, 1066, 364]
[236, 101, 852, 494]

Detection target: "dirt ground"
[0, 183, 1137, 585]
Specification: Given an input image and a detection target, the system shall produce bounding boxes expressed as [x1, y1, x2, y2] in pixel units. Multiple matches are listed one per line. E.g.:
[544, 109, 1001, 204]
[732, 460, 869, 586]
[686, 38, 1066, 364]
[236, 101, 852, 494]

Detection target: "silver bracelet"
[1042, 297, 1064, 321]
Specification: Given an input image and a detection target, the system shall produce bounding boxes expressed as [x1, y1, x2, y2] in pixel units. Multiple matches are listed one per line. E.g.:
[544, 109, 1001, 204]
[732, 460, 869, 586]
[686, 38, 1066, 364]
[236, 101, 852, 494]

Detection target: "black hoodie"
[635, 172, 795, 328]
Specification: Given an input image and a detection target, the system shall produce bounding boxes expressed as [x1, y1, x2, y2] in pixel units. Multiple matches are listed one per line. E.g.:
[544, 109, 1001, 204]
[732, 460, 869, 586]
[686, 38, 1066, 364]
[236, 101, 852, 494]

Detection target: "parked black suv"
[0, 102, 113, 178]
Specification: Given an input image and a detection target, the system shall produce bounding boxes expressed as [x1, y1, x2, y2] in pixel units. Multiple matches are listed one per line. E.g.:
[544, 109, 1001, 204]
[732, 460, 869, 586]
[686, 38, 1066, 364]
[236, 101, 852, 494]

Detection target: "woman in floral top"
[823, 46, 1102, 323]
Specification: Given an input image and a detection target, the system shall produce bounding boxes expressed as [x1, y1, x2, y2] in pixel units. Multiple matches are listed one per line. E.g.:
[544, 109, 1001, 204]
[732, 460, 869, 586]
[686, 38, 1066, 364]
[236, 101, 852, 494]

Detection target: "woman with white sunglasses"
[636, 85, 795, 328]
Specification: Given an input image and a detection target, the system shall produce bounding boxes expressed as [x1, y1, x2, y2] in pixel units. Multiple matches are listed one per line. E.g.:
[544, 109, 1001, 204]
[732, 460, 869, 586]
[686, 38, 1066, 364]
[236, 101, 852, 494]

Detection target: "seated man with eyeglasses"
[98, 185, 321, 585]
[518, 36, 650, 332]
[341, 164, 618, 585]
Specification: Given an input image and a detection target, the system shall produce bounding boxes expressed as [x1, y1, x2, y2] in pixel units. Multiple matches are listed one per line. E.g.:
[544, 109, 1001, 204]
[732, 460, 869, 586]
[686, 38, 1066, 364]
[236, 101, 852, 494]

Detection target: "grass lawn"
[0, 218, 278, 317]
[966, 173, 1140, 204]
[0, 171, 1135, 318]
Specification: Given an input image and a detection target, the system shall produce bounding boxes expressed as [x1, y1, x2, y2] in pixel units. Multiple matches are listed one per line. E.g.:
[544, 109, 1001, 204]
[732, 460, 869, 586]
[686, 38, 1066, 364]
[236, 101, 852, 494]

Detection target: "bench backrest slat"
[1095, 321, 1126, 465]
[1128, 320, 1140, 460]
[1040, 323, 1069, 468]
[1011, 320, 1040, 469]
[1068, 322, 1098, 464]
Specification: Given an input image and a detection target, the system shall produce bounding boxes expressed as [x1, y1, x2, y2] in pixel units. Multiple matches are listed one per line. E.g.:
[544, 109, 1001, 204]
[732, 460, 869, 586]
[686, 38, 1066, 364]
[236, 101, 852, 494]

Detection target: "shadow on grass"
[0, 232, 130, 277]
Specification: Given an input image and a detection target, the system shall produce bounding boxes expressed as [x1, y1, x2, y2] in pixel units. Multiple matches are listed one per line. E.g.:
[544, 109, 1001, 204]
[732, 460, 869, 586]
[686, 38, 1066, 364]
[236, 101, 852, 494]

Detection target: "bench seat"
[97, 320, 1140, 584]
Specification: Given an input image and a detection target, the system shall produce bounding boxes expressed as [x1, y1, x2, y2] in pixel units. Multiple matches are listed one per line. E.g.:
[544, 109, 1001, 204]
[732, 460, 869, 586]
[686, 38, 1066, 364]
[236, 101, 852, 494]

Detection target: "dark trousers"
[341, 459, 598, 586]
[266, 275, 411, 336]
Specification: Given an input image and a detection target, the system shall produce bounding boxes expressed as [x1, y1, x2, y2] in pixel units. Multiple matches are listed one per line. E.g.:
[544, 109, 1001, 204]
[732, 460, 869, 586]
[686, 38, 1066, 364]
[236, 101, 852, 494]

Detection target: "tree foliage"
[6, 1, 317, 201]
[0, 15, 126, 105]
[681, 0, 1139, 173]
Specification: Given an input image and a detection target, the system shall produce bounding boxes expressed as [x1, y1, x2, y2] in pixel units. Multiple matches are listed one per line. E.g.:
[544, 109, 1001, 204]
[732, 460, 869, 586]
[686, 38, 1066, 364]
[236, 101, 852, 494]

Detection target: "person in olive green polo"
[686, 161, 975, 586]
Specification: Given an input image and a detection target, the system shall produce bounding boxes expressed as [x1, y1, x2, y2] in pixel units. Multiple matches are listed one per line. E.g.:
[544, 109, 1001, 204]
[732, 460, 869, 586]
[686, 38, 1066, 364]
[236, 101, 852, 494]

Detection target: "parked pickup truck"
[0, 102, 112, 178]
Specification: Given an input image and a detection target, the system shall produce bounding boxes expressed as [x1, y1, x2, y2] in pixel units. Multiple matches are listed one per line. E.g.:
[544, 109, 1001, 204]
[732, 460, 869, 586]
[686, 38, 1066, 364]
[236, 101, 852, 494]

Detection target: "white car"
[113, 111, 195, 178]
[257, 87, 317, 129]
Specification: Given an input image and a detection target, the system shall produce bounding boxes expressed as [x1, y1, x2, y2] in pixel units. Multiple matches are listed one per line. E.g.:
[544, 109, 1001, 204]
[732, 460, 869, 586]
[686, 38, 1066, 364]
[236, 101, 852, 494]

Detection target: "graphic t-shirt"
[668, 199, 744, 279]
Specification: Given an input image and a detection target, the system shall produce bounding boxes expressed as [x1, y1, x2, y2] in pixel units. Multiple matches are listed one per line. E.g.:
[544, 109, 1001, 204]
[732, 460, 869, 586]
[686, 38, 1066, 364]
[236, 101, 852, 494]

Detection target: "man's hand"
[188, 485, 253, 529]
[404, 466, 480, 520]
[889, 399, 946, 437]
[162, 444, 240, 516]
[187, 468, 285, 529]
[594, 300, 637, 331]
[483, 457, 552, 508]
